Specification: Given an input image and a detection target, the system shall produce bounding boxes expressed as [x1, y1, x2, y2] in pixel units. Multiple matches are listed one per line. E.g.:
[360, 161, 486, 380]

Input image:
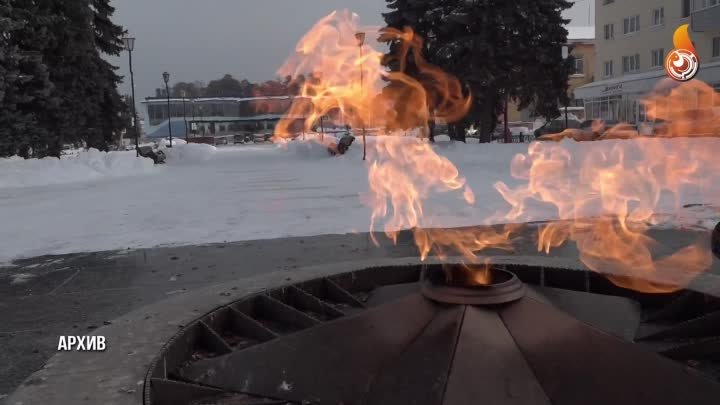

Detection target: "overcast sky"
[111, 0, 594, 100]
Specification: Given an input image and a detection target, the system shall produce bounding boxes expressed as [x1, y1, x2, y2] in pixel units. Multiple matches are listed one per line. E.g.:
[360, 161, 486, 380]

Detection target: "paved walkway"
[1, 225, 719, 403]
[0, 232, 416, 398]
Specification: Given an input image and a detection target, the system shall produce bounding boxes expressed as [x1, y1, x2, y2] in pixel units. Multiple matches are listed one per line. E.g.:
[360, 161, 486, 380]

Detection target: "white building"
[575, 0, 720, 123]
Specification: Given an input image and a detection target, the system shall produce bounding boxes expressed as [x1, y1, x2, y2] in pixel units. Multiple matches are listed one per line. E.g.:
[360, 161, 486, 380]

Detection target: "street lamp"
[121, 37, 140, 156]
[562, 45, 570, 130]
[163, 71, 173, 147]
[504, 90, 510, 143]
[182, 90, 189, 142]
[355, 31, 367, 160]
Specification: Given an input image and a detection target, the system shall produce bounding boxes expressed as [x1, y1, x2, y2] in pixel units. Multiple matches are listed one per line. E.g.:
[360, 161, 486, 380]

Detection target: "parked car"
[253, 133, 273, 143]
[640, 117, 720, 138]
[536, 119, 638, 142]
[137, 146, 166, 164]
[534, 119, 581, 139]
[573, 119, 622, 140]
[597, 123, 640, 140]
[638, 120, 665, 136]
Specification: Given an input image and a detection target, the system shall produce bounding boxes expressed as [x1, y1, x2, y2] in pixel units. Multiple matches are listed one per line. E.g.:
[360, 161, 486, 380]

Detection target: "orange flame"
[278, 11, 717, 294]
[496, 81, 720, 292]
[273, 11, 471, 142]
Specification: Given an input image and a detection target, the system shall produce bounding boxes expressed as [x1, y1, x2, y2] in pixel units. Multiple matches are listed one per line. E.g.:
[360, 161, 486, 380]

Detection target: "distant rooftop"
[141, 96, 309, 104]
[568, 26, 595, 41]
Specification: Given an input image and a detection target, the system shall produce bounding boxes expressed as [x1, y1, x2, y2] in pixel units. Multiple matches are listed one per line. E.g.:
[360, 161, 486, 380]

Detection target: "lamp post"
[319, 115, 325, 142]
[190, 98, 196, 136]
[163, 71, 173, 147]
[121, 37, 139, 156]
[182, 90, 189, 142]
[562, 45, 570, 130]
[355, 32, 367, 161]
[504, 91, 510, 143]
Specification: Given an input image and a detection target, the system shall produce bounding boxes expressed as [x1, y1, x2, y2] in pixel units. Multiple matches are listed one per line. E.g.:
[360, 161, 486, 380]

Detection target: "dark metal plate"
[500, 296, 720, 405]
[178, 292, 439, 404]
[526, 286, 641, 341]
[364, 304, 464, 405]
[443, 306, 550, 405]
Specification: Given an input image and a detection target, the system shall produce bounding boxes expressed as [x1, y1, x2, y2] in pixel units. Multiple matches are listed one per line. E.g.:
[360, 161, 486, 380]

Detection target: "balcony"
[691, 4, 720, 32]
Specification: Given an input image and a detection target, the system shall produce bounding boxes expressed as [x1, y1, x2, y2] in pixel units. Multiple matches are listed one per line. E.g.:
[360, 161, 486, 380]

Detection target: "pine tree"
[382, 0, 573, 142]
[0, 0, 24, 157]
[382, 0, 439, 141]
[91, 0, 128, 150]
[91, 0, 124, 55]
[0, 0, 56, 158]
[30, 0, 128, 155]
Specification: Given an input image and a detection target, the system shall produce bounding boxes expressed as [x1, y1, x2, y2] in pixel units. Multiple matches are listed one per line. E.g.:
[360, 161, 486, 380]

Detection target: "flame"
[275, 10, 498, 270]
[467, 259, 494, 286]
[496, 81, 720, 292]
[278, 11, 717, 294]
[273, 10, 470, 141]
[645, 79, 720, 137]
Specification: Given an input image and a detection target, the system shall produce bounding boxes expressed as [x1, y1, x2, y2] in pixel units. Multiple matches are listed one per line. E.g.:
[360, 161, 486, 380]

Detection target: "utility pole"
[122, 37, 140, 156]
[163, 72, 173, 147]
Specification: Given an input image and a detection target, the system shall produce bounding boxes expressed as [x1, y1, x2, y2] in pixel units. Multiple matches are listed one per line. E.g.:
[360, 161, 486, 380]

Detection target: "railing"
[511, 134, 535, 143]
[489, 134, 535, 143]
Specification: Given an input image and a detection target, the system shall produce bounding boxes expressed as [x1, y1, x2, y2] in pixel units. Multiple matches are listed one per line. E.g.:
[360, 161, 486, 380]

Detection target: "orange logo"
[665, 24, 699, 82]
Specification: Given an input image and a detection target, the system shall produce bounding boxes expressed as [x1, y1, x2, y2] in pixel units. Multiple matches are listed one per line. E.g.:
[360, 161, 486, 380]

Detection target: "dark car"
[137, 146, 166, 164]
[597, 122, 639, 140]
[537, 119, 635, 142]
[233, 133, 250, 144]
[568, 119, 622, 140]
[534, 119, 581, 139]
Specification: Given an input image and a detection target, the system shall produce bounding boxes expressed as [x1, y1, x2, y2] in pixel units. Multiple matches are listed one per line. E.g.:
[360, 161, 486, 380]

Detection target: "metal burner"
[145, 263, 720, 405]
[420, 265, 525, 305]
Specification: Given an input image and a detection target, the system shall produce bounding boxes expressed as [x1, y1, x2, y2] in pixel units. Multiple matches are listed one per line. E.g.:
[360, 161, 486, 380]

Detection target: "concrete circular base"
[7, 250, 720, 404]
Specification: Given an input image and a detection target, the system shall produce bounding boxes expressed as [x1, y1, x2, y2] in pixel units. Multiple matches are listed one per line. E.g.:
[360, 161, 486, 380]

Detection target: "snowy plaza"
[1, 136, 719, 263]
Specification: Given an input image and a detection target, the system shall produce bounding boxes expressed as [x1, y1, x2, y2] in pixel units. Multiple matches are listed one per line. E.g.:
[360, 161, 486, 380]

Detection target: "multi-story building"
[576, 0, 720, 123]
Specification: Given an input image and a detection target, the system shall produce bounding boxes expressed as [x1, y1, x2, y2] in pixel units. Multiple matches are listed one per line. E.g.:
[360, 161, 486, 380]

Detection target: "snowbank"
[0, 149, 156, 189]
[282, 134, 340, 159]
[161, 138, 188, 147]
[1, 137, 719, 261]
[161, 143, 218, 164]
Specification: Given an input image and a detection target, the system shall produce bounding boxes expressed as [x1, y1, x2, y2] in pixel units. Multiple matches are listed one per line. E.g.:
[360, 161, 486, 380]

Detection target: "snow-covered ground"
[0, 149, 155, 189]
[0, 137, 718, 262]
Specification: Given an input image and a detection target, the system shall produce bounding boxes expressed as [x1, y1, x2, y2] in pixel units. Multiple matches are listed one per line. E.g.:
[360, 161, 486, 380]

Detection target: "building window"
[623, 54, 641, 73]
[713, 37, 720, 57]
[623, 15, 641, 34]
[651, 48, 665, 67]
[604, 23, 615, 39]
[696, 0, 719, 10]
[603, 0, 614, 4]
[604, 60, 614, 77]
[682, 0, 691, 17]
[652, 7, 665, 25]
[574, 56, 585, 75]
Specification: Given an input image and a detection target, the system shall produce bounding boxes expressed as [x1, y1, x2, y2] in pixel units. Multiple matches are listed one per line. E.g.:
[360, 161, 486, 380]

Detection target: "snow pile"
[0, 149, 155, 189]
[160, 138, 188, 147]
[1, 137, 719, 261]
[161, 143, 218, 164]
[283, 134, 340, 159]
